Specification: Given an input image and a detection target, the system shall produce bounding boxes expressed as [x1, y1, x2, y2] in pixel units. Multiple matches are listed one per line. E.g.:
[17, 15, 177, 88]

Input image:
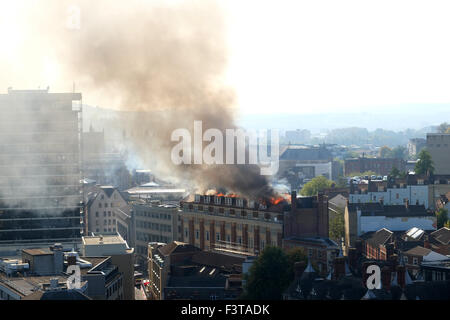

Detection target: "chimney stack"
[67, 251, 77, 266]
[333, 256, 346, 280]
[291, 191, 297, 210]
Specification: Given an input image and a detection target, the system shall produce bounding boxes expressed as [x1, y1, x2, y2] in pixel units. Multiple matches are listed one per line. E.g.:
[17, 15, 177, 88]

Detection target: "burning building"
[180, 190, 334, 273]
[180, 193, 287, 255]
[0, 89, 84, 254]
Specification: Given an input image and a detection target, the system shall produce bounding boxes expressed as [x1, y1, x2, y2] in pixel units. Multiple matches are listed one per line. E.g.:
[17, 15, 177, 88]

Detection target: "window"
[216, 233, 220, 241]
[413, 257, 418, 265]
[95, 212, 99, 217]
[206, 231, 209, 241]
[108, 211, 111, 216]
[104, 212, 107, 217]
[196, 230, 200, 239]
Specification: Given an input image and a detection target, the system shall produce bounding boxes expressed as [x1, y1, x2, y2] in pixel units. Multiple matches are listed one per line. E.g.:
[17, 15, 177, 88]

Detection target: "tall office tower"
[0, 88, 84, 254]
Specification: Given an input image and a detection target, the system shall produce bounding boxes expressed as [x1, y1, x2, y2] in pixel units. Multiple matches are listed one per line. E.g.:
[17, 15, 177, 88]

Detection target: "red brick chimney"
[396, 265, 406, 288]
[67, 252, 77, 266]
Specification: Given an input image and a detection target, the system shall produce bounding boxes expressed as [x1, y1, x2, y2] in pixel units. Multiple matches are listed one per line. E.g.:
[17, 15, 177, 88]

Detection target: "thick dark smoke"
[17, 0, 275, 199]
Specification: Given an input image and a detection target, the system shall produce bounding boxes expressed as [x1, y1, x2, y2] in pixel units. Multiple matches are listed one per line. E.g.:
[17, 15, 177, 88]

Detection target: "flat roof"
[83, 235, 125, 245]
[22, 249, 53, 256]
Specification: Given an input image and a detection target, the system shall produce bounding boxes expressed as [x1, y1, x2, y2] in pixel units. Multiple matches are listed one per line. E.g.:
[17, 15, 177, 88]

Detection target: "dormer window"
[195, 194, 201, 202]
[214, 196, 221, 205]
[225, 197, 232, 206]
[236, 199, 243, 207]
[204, 196, 211, 204]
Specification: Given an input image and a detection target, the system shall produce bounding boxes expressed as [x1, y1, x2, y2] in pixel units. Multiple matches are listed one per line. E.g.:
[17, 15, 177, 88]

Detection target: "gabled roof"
[100, 186, 116, 198]
[329, 194, 348, 208]
[404, 246, 448, 261]
[158, 241, 200, 257]
[405, 246, 432, 257]
[431, 227, 450, 245]
[365, 228, 393, 247]
[404, 227, 425, 240]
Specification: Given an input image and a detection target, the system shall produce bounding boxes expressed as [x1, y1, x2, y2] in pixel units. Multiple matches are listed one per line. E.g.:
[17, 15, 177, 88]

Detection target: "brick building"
[344, 157, 406, 176]
[180, 194, 285, 254]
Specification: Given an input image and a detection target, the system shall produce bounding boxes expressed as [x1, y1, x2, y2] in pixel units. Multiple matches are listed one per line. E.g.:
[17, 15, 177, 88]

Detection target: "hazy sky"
[223, 0, 450, 115]
[2, 0, 450, 116]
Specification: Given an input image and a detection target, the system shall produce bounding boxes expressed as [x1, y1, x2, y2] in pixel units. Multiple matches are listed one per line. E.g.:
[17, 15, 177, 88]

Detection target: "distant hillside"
[237, 103, 449, 132]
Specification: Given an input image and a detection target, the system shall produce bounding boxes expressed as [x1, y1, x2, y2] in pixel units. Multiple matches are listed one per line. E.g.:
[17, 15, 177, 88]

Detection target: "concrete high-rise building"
[81, 234, 135, 300]
[0, 89, 84, 255]
[426, 133, 450, 175]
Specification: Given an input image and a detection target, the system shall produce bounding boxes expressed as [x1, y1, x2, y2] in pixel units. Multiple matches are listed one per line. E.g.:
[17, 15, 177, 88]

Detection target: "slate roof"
[190, 251, 244, 271]
[100, 186, 115, 198]
[365, 228, 393, 247]
[404, 246, 432, 257]
[431, 227, 450, 245]
[158, 241, 200, 257]
[347, 203, 432, 217]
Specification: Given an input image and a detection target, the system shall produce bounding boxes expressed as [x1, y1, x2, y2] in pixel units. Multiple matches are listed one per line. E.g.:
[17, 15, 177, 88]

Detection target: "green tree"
[329, 213, 345, 242]
[390, 167, 400, 178]
[334, 176, 348, 188]
[286, 248, 308, 281]
[415, 150, 434, 175]
[436, 208, 449, 229]
[300, 176, 333, 196]
[241, 246, 291, 300]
